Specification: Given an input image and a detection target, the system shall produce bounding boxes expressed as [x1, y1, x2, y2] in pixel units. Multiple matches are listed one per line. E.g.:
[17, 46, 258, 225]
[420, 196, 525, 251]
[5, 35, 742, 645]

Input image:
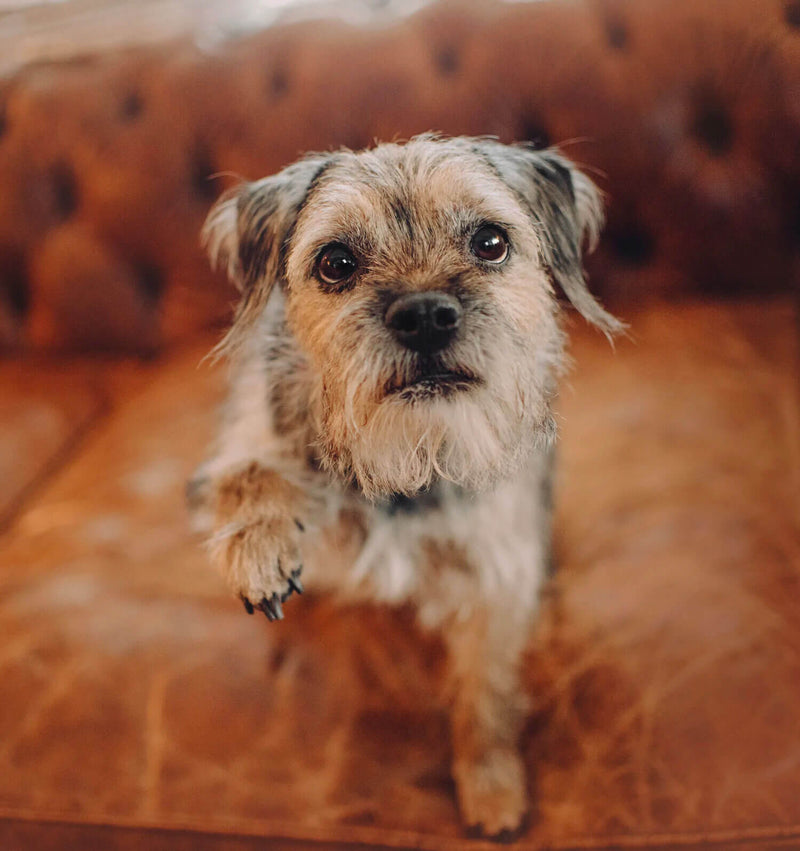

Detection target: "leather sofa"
[0, 0, 798, 848]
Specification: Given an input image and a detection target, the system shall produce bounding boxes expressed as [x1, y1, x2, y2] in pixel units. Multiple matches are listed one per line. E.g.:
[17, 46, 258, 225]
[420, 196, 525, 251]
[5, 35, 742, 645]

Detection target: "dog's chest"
[340, 483, 462, 602]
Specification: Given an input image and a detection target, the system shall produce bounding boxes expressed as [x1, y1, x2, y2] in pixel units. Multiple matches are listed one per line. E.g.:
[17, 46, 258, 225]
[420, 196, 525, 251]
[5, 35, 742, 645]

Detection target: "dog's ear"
[477, 141, 623, 335]
[202, 153, 334, 352]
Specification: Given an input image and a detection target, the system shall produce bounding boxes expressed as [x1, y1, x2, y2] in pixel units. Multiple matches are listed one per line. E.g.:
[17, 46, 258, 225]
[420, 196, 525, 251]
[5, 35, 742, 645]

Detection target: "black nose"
[385, 292, 462, 354]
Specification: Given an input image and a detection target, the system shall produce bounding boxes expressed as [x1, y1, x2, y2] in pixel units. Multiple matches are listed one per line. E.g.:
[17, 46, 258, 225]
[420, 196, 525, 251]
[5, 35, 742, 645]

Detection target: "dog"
[189, 135, 621, 840]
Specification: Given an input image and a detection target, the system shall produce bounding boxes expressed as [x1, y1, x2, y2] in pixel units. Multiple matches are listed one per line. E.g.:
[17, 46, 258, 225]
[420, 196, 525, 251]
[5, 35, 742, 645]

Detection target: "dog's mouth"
[386, 367, 481, 400]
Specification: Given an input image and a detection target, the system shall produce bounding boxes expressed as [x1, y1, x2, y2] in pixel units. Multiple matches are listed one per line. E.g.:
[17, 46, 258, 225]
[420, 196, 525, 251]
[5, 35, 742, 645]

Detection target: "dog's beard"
[324, 388, 555, 500]
[312, 322, 561, 500]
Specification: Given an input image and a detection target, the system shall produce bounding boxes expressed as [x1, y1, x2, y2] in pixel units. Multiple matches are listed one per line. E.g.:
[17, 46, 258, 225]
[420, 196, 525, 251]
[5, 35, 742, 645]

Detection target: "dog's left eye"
[470, 225, 509, 263]
[317, 244, 358, 286]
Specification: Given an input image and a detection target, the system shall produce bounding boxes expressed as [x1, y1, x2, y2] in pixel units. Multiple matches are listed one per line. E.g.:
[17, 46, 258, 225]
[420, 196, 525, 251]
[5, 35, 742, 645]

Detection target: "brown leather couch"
[1, 0, 799, 849]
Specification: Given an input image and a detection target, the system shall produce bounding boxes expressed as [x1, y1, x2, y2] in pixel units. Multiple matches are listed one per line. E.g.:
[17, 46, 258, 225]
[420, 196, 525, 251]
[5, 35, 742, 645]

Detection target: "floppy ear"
[202, 153, 334, 352]
[477, 141, 623, 336]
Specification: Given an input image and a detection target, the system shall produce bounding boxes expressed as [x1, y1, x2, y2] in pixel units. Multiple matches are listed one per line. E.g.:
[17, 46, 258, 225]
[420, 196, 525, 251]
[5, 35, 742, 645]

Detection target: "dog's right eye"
[470, 225, 509, 263]
[316, 244, 358, 287]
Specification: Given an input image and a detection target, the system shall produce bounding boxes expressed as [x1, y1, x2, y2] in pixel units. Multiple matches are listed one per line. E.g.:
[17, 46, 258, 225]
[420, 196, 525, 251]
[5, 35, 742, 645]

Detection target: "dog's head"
[204, 136, 620, 498]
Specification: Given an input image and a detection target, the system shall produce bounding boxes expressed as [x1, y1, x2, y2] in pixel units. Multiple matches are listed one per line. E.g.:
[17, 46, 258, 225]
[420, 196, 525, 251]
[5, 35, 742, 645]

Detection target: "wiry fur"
[191, 135, 617, 840]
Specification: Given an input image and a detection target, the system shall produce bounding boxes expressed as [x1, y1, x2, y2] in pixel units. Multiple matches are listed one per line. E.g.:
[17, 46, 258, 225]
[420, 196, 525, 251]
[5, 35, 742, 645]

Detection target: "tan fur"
[446, 607, 531, 838]
[192, 136, 616, 839]
[208, 463, 308, 606]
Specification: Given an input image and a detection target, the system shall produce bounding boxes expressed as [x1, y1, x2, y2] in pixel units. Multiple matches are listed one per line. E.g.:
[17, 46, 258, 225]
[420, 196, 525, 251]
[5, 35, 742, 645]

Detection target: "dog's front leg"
[187, 346, 312, 619]
[443, 598, 533, 840]
[205, 461, 309, 619]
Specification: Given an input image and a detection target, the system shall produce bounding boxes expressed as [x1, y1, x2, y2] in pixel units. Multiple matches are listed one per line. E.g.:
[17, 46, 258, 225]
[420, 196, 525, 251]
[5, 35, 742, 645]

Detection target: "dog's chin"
[321, 373, 550, 501]
[385, 368, 482, 402]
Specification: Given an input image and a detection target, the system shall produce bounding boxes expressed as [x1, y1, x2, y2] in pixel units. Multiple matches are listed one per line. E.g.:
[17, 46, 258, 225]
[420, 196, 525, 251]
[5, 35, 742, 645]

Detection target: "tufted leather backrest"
[0, 0, 798, 352]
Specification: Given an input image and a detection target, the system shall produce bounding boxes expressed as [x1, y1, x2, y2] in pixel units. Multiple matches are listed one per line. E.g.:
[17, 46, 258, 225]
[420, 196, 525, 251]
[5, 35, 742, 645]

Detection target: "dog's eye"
[470, 225, 509, 263]
[317, 244, 358, 286]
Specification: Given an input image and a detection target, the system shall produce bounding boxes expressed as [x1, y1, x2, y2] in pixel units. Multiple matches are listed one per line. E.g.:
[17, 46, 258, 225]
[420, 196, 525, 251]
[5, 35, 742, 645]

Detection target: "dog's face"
[205, 136, 619, 498]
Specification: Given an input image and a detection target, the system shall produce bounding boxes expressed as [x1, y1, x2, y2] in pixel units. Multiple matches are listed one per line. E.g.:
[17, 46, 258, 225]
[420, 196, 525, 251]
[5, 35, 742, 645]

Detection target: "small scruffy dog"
[190, 135, 620, 840]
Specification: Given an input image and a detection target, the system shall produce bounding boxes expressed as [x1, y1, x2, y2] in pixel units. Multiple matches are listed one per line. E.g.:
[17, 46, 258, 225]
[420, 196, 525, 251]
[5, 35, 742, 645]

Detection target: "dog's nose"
[385, 292, 462, 354]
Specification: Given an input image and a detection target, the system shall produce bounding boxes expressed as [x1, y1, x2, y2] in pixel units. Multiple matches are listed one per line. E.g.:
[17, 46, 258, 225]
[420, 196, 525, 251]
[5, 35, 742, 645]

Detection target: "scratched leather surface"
[0, 299, 798, 850]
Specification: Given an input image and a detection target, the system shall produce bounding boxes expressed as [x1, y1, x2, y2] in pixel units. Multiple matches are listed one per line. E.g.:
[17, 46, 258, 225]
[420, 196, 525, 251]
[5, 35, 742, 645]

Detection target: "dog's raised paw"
[213, 509, 306, 621]
[236, 560, 304, 621]
[240, 573, 302, 620]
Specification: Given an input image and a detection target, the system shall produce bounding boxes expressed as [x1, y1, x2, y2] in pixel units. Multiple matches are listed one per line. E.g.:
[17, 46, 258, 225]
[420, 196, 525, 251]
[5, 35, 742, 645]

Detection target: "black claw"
[294, 518, 305, 532]
[270, 593, 284, 620]
[259, 596, 277, 621]
[241, 596, 254, 615]
[288, 574, 304, 595]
